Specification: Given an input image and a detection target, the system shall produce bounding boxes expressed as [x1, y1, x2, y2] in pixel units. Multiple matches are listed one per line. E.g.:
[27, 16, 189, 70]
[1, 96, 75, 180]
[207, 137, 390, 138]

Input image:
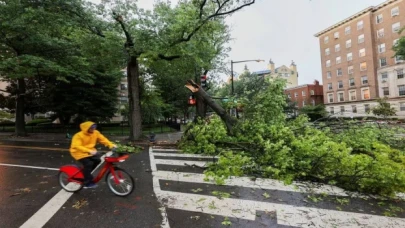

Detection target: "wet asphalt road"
[0, 141, 162, 228]
[1, 140, 405, 228]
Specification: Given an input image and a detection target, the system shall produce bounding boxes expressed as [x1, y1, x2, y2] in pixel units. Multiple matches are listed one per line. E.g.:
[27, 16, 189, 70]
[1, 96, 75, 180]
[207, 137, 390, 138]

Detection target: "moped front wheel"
[105, 168, 135, 197]
[58, 172, 83, 192]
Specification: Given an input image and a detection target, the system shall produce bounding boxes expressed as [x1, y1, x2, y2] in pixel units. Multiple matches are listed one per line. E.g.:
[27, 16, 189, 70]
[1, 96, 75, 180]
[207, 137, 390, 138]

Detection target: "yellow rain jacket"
[69, 121, 115, 160]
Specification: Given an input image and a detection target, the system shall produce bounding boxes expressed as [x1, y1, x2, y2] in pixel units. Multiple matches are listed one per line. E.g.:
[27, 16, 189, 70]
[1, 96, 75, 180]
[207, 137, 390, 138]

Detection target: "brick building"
[285, 80, 324, 109]
[315, 0, 405, 117]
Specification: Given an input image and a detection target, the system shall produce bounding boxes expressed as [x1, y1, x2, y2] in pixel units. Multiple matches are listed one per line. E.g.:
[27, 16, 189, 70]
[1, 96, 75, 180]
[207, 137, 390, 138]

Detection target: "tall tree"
[0, 0, 101, 136]
[99, 0, 256, 140]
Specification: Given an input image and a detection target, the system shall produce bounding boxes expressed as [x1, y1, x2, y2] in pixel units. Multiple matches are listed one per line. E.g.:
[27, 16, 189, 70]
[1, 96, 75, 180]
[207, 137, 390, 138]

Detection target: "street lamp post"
[231, 59, 265, 95]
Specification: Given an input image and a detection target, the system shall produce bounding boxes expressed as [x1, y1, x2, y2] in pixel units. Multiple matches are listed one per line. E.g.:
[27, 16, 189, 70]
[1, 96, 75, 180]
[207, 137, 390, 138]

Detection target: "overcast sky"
[90, 0, 386, 85]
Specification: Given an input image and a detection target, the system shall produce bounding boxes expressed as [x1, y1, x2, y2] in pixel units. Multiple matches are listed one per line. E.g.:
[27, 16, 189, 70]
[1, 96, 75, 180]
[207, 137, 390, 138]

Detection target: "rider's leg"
[78, 157, 94, 185]
[90, 156, 101, 171]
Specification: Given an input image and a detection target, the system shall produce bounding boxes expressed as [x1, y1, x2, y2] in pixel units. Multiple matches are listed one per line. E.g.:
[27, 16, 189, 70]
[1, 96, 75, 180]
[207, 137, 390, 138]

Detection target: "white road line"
[153, 171, 351, 197]
[157, 190, 405, 228]
[155, 159, 208, 167]
[153, 152, 218, 159]
[19, 152, 112, 228]
[0, 163, 59, 171]
[149, 147, 170, 228]
[154, 157, 404, 200]
[153, 148, 181, 152]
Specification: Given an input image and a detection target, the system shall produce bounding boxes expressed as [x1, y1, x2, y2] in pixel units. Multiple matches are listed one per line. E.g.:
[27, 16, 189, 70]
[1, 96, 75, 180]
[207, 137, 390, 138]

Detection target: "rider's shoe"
[83, 182, 98, 189]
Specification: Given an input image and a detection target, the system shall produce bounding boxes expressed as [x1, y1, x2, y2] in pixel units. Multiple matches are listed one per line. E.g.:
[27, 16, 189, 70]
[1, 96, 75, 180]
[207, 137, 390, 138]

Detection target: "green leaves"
[180, 77, 405, 197]
[371, 97, 396, 119]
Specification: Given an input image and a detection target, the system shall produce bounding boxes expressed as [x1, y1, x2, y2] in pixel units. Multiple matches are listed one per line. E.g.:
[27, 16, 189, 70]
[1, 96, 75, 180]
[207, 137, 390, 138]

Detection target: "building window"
[302, 100, 306, 106]
[378, 43, 386, 53]
[352, 105, 357, 113]
[338, 92, 344, 102]
[345, 26, 351, 35]
[394, 39, 400, 46]
[362, 89, 370, 99]
[400, 103, 405, 111]
[392, 6, 399, 17]
[393, 22, 401, 33]
[340, 106, 345, 113]
[334, 32, 339, 39]
[338, 81, 343, 89]
[294, 92, 298, 97]
[357, 20, 364, 30]
[350, 90, 356, 101]
[359, 48, 366, 57]
[395, 55, 404, 63]
[330, 107, 334, 114]
[302, 91, 306, 96]
[348, 65, 354, 74]
[328, 83, 332, 90]
[346, 39, 352, 48]
[338, 80, 344, 89]
[361, 76, 368, 84]
[337, 68, 343, 76]
[397, 69, 404, 79]
[328, 93, 334, 103]
[325, 48, 330, 55]
[335, 44, 340, 52]
[358, 34, 364, 43]
[327, 71, 332, 78]
[311, 99, 315, 106]
[376, 14, 383, 24]
[377, 29, 384, 38]
[381, 72, 388, 80]
[347, 52, 353, 61]
[399, 85, 405, 96]
[365, 104, 370, 113]
[324, 36, 329, 44]
[336, 56, 341, 64]
[287, 93, 291, 98]
[310, 90, 314, 95]
[326, 60, 331, 67]
[349, 78, 355, 87]
[380, 58, 387, 67]
[383, 87, 390, 96]
[360, 62, 367, 71]
[119, 96, 128, 103]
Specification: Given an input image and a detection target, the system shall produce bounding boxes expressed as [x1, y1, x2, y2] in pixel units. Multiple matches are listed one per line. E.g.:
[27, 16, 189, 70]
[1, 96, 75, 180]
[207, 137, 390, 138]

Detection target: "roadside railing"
[0, 122, 178, 136]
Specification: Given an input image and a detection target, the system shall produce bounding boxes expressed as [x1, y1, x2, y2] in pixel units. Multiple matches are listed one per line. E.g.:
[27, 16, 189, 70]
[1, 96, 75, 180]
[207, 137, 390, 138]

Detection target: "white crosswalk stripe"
[149, 147, 405, 228]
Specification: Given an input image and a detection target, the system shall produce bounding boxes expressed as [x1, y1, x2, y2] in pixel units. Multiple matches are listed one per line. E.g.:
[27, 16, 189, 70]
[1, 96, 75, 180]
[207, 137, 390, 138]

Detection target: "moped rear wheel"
[58, 172, 83, 192]
[106, 168, 135, 197]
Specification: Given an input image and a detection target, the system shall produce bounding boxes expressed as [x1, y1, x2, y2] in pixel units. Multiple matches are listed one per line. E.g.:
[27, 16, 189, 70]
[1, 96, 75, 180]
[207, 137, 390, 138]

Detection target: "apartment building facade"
[111, 69, 129, 122]
[315, 0, 405, 117]
[285, 80, 324, 109]
[252, 59, 299, 88]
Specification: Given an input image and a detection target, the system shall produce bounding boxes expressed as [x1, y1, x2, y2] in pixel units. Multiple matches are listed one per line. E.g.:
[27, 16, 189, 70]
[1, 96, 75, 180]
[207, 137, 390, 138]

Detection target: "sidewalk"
[0, 131, 183, 146]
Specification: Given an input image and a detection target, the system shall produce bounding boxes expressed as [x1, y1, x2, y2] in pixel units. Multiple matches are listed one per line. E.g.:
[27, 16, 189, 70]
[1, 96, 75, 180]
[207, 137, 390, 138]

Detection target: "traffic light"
[188, 95, 196, 106]
[200, 75, 207, 89]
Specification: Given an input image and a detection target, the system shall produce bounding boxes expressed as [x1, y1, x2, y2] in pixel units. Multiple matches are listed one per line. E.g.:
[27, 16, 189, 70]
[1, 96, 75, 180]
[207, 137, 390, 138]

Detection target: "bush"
[0, 120, 14, 126]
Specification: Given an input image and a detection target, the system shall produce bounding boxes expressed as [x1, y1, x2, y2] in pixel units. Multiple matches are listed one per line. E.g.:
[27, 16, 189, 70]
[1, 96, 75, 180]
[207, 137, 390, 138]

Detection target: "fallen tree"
[185, 79, 237, 135]
[180, 79, 405, 198]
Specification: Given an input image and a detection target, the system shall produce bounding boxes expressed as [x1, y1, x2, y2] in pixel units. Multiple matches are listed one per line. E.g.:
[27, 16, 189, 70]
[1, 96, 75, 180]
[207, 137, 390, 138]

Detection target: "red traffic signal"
[201, 75, 207, 89]
[188, 95, 196, 105]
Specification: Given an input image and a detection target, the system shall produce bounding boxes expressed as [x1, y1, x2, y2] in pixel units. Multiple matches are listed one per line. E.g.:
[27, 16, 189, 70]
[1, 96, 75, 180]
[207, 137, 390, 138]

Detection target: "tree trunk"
[15, 78, 26, 136]
[195, 96, 207, 119]
[127, 56, 142, 140]
[186, 80, 237, 135]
